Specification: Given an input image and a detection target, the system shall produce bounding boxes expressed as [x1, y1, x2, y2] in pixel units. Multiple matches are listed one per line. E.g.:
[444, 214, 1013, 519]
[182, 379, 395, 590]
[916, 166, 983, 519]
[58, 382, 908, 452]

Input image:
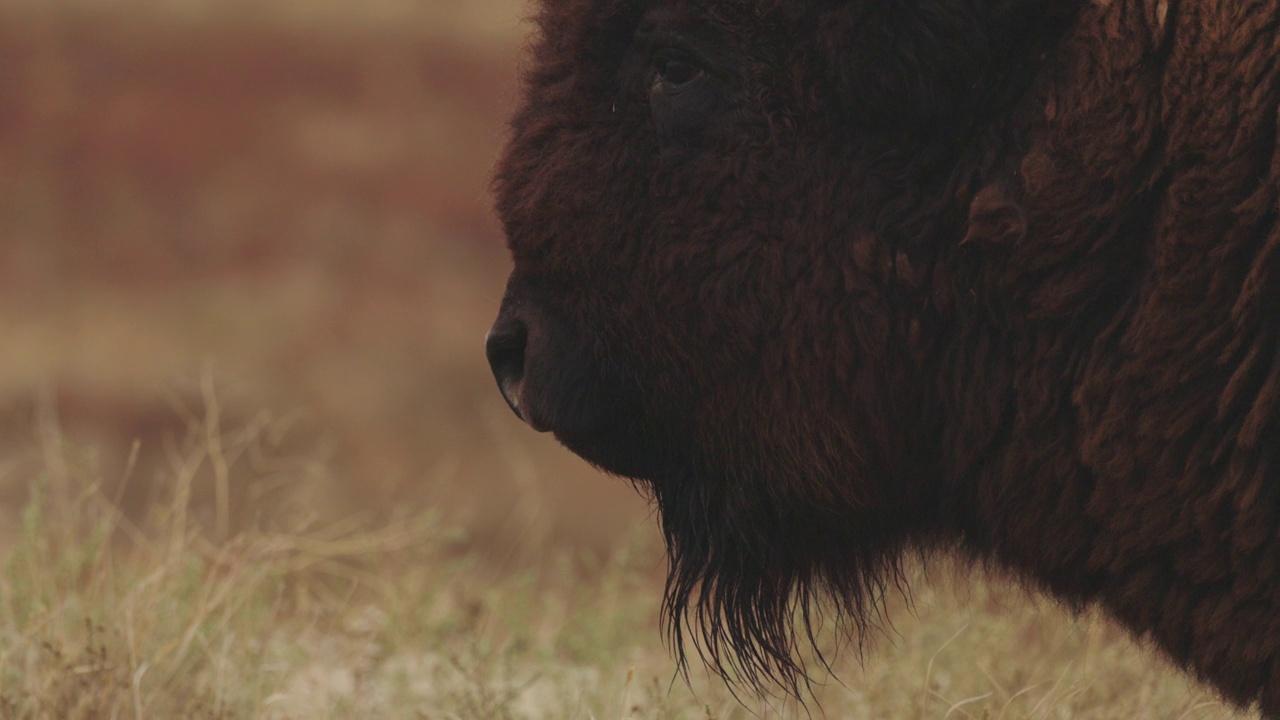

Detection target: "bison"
[485, 0, 1280, 714]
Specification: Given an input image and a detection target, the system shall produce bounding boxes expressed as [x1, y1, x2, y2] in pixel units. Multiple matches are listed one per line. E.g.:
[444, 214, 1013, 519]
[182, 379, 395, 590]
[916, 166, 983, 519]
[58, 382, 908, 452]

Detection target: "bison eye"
[646, 44, 722, 142]
[652, 52, 703, 93]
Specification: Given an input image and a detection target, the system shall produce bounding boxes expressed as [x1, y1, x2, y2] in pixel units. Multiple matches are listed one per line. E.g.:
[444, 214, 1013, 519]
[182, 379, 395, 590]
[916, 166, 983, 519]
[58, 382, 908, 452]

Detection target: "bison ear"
[962, 183, 1025, 247]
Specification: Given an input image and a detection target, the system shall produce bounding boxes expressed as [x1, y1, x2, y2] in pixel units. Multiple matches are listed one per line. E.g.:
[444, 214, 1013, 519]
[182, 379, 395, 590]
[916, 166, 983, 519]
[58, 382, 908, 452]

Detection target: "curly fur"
[489, 0, 1280, 714]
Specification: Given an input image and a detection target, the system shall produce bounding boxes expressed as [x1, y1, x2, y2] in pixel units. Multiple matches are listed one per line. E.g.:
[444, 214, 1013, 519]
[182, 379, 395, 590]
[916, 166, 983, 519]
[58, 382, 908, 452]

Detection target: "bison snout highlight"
[485, 313, 533, 426]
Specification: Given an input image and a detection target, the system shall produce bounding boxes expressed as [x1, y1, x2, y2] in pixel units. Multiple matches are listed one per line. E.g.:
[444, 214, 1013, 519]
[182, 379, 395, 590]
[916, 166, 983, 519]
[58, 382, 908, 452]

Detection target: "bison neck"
[963, 368, 1280, 714]
[948, 222, 1280, 714]
[937, 1, 1280, 714]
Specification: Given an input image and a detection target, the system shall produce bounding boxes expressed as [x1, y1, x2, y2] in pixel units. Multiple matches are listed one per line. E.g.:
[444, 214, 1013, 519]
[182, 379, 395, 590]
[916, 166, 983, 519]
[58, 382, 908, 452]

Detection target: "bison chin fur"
[645, 453, 926, 694]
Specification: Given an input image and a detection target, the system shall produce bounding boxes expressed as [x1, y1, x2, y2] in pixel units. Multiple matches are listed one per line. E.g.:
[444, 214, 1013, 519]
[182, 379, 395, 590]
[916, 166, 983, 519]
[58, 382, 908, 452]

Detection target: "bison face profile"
[488, 0, 1280, 714]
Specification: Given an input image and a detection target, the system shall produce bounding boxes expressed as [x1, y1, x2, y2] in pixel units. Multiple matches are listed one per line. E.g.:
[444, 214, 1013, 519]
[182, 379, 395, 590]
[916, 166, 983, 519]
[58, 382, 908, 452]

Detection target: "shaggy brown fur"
[486, 0, 1280, 714]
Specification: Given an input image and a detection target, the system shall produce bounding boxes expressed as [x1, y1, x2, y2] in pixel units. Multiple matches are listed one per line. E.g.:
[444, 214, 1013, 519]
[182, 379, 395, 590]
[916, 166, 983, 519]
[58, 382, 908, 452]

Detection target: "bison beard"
[651, 461, 910, 694]
[488, 0, 1280, 715]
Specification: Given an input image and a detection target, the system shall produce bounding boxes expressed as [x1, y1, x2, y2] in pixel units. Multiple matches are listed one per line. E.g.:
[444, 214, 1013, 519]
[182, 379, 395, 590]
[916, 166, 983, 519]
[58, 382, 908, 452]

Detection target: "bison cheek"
[539, 360, 673, 482]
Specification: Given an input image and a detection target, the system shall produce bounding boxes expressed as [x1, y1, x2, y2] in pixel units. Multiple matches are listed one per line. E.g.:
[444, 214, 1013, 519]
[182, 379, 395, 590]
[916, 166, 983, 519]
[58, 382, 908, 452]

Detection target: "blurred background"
[0, 0, 648, 563]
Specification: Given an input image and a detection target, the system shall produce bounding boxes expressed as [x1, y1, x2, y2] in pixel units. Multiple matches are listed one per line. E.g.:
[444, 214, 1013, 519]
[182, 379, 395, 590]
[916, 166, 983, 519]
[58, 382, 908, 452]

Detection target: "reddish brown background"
[0, 1, 649, 561]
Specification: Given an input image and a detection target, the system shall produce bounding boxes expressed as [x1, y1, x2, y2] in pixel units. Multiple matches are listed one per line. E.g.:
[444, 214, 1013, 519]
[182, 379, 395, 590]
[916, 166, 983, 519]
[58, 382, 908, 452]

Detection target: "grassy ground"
[0, 2, 1261, 717]
[0, 403, 1251, 718]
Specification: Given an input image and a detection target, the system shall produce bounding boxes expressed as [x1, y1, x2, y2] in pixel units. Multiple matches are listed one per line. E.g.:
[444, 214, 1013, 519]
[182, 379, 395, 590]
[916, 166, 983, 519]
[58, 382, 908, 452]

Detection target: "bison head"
[487, 0, 1079, 690]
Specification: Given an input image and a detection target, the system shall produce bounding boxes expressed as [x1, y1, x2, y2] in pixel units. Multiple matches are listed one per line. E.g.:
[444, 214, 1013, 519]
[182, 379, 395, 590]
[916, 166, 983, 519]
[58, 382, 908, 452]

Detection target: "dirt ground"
[0, 0, 650, 562]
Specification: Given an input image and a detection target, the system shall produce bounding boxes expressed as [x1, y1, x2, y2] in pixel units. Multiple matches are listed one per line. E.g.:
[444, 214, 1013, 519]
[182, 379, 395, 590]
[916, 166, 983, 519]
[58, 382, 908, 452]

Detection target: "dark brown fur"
[487, 0, 1280, 714]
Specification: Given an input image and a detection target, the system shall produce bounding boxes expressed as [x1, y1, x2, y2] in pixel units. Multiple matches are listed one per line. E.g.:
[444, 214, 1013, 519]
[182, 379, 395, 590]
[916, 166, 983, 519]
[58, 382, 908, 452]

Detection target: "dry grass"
[0, 391, 1253, 719]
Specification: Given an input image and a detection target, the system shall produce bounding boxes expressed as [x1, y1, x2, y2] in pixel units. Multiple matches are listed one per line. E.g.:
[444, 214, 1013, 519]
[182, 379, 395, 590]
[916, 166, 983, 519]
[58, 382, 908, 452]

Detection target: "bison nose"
[486, 317, 528, 421]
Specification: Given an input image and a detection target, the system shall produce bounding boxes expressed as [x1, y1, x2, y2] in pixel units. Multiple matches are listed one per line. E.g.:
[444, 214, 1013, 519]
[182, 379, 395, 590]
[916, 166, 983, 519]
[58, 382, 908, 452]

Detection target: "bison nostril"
[485, 319, 528, 419]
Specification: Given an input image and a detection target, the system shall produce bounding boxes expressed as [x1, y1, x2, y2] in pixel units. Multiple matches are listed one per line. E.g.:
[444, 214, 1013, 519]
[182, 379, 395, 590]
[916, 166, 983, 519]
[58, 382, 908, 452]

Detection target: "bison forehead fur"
[488, 0, 1280, 713]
